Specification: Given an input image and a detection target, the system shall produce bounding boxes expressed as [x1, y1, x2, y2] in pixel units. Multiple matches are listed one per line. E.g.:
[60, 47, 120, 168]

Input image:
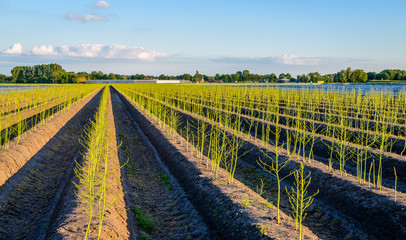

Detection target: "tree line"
[5, 64, 84, 83]
[1, 64, 406, 84]
[297, 68, 406, 83]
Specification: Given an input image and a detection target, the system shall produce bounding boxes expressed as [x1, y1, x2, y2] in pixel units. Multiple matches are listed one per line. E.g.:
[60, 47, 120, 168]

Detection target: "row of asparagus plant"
[144, 86, 405, 155]
[115, 84, 320, 240]
[74, 86, 114, 240]
[143, 85, 406, 130]
[117, 84, 404, 196]
[0, 85, 101, 149]
[125, 84, 404, 182]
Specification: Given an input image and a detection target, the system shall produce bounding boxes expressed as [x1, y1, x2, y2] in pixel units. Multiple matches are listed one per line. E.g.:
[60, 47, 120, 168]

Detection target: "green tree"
[108, 73, 117, 80]
[233, 73, 240, 82]
[381, 69, 396, 80]
[182, 73, 191, 81]
[350, 69, 368, 82]
[193, 70, 202, 82]
[242, 70, 250, 82]
[224, 74, 231, 82]
[269, 73, 277, 82]
[11, 66, 23, 82]
[394, 72, 403, 80]
[376, 72, 390, 80]
[90, 71, 105, 80]
[367, 72, 377, 80]
[322, 74, 334, 83]
[308, 72, 322, 82]
[346, 67, 352, 82]
[0, 74, 6, 82]
[278, 73, 285, 79]
[338, 70, 348, 83]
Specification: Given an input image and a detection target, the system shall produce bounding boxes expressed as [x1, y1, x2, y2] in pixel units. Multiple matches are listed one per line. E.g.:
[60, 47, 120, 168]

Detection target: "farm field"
[0, 84, 405, 239]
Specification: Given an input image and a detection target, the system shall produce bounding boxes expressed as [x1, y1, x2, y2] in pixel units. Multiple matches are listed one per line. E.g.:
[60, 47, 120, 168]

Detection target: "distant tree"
[308, 72, 322, 82]
[193, 70, 202, 82]
[269, 73, 277, 82]
[215, 73, 221, 80]
[108, 73, 117, 80]
[380, 69, 396, 80]
[11, 66, 23, 82]
[0, 74, 6, 82]
[224, 74, 231, 82]
[90, 71, 105, 80]
[182, 73, 191, 80]
[278, 73, 285, 79]
[367, 72, 377, 80]
[394, 72, 403, 80]
[346, 67, 352, 82]
[233, 73, 240, 82]
[242, 70, 250, 81]
[338, 70, 348, 83]
[350, 69, 368, 83]
[322, 74, 334, 83]
[376, 72, 390, 80]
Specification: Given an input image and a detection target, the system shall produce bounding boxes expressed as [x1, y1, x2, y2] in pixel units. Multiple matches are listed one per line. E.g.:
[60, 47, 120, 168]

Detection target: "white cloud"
[31, 45, 57, 55]
[1, 43, 168, 61]
[65, 13, 107, 23]
[211, 55, 323, 66]
[93, 1, 110, 8]
[56, 44, 168, 61]
[2, 43, 23, 55]
[278, 54, 321, 66]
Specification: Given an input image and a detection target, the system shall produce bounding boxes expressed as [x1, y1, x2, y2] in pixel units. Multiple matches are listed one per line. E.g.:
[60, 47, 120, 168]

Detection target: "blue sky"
[1, 0, 405, 76]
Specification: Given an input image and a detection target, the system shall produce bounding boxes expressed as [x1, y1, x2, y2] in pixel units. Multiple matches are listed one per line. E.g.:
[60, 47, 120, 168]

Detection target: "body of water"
[228, 83, 406, 95]
[0, 84, 57, 94]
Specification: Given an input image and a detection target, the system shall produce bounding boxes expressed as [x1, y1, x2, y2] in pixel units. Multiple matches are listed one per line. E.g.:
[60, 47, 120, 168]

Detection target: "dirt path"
[0, 91, 101, 239]
[111, 90, 211, 240]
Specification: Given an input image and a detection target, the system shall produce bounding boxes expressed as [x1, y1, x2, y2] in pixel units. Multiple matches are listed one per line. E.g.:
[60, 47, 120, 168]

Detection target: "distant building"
[278, 78, 290, 83]
[210, 79, 223, 83]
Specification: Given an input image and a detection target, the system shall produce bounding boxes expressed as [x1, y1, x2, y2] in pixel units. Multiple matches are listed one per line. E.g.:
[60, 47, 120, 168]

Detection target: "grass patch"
[140, 232, 154, 240]
[158, 172, 173, 190]
[118, 131, 131, 155]
[242, 197, 254, 207]
[126, 164, 136, 175]
[131, 206, 157, 231]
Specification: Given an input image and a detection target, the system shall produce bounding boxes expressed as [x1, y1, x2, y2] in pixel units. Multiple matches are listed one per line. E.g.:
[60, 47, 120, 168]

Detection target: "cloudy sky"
[0, 0, 405, 76]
